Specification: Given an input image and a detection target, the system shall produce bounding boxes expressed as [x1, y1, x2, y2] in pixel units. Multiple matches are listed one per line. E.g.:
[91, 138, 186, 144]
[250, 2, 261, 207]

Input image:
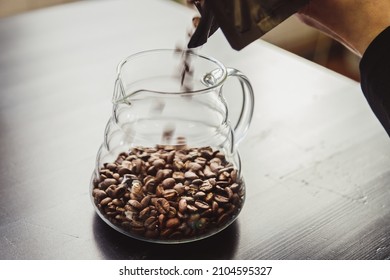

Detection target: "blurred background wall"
[0, 0, 360, 81]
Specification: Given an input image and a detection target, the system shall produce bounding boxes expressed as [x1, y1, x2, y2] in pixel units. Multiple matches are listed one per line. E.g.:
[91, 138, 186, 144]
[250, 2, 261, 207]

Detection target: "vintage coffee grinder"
[188, 0, 310, 50]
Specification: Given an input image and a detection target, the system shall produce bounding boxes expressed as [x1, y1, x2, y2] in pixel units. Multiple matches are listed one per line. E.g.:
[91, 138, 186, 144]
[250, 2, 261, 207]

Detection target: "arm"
[298, 0, 390, 136]
[298, 0, 390, 57]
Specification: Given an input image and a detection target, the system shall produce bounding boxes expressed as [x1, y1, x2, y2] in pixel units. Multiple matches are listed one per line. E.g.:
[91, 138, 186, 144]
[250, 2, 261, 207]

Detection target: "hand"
[297, 0, 390, 57]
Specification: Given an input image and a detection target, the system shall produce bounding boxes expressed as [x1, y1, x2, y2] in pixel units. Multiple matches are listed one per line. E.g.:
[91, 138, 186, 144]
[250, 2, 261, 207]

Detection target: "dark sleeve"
[359, 26, 390, 137]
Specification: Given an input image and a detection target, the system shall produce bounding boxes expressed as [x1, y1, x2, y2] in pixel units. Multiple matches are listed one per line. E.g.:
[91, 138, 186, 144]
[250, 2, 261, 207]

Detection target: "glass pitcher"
[91, 49, 254, 243]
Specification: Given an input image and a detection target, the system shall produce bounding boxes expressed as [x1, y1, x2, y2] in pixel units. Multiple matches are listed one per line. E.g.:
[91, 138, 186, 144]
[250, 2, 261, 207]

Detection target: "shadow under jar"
[91, 49, 254, 243]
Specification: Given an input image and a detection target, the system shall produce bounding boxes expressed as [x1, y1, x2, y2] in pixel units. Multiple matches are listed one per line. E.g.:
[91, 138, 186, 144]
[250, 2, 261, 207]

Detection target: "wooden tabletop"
[0, 0, 389, 260]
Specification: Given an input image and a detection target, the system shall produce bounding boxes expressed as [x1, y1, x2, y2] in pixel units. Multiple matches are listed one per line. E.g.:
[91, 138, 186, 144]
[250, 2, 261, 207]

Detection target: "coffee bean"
[166, 217, 180, 228]
[184, 171, 198, 180]
[214, 195, 229, 204]
[118, 167, 132, 176]
[200, 180, 213, 192]
[153, 158, 166, 169]
[225, 187, 233, 199]
[105, 185, 116, 198]
[134, 158, 143, 174]
[178, 198, 188, 213]
[173, 183, 185, 194]
[112, 199, 124, 207]
[100, 178, 117, 190]
[187, 162, 202, 171]
[194, 191, 206, 199]
[128, 199, 143, 210]
[192, 178, 203, 185]
[144, 216, 158, 230]
[195, 200, 210, 210]
[204, 192, 214, 203]
[139, 206, 151, 220]
[140, 195, 152, 208]
[167, 206, 177, 218]
[217, 213, 230, 226]
[155, 198, 170, 214]
[156, 169, 172, 182]
[93, 189, 107, 202]
[162, 178, 176, 189]
[121, 160, 132, 169]
[186, 204, 198, 213]
[231, 169, 238, 182]
[160, 228, 173, 237]
[114, 184, 126, 198]
[92, 144, 244, 241]
[129, 219, 144, 228]
[100, 197, 112, 206]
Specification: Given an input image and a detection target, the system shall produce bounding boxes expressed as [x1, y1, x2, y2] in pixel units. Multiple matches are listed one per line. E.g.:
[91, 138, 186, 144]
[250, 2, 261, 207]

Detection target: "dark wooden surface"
[0, 0, 389, 260]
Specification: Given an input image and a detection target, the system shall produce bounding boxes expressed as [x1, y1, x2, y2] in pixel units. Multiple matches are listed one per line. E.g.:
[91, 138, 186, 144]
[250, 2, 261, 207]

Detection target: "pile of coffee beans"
[92, 144, 244, 241]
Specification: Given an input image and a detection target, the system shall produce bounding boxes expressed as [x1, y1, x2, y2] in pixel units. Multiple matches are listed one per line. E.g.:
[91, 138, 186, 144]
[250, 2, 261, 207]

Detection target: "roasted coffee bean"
[178, 198, 188, 213]
[204, 192, 214, 203]
[156, 169, 172, 182]
[156, 185, 165, 197]
[231, 169, 238, 182]
[155, 198, 170, 214]
[93, 189, 107, 202]
[144, 177, 156, 192]
[187, 162, 202, 171]
[100, 197, 112, 206]
[160, 228, 173, 237]
[162, 178, 176, 189]
[92, 144, 244, 241]
[169, 231, 183, 239]
[139, 207, 151, 220]
[121, 160, 132, 169]
[134, 158, 143, 174]
[118, 167, 132, 176]
[200, 180, 213, 192]
[166, 217, 180, 228]
[181, 196, 195, 203]
[173, 183, 185, 194]
[153, 158, 166, 169]
[194, 200, 210, 210]
[128, 199, 143, 210]
[114, 184, 126, 198]
[217, 213, 230, 226]
[105, 185, 116, 198]
[209, 162, 221, 173]
[112, 199, 124, 207]
[214, 195, 229, 204]
[225, 187, 233, 199]
[187, 204, 198, 213]
[173, 160, 184, 171]
[184, 171, 198, 180]
[162, 189, 178, 200]
[167, 206, 177, 218]
[158, 213, 166, 226]
[140, 195, 152, 208]
[203, 166, 216, 178]
[229, 183, 240, 191]
[194, 191, 206, 199]
[231, 193, 241, 205]
[100, 178, 117, 190]
[129, 219, 144, 228]
[192, 178, 203, 185]
[144, 216, 158, 230]
[172, 171, 185, 181]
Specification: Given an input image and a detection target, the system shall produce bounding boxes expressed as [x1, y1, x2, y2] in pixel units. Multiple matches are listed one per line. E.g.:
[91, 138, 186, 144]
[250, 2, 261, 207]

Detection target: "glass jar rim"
[116, 48, 228, 95]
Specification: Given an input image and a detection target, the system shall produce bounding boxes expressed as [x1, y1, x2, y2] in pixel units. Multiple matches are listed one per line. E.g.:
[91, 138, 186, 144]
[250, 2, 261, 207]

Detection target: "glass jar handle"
[226, 67, 255, 146]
